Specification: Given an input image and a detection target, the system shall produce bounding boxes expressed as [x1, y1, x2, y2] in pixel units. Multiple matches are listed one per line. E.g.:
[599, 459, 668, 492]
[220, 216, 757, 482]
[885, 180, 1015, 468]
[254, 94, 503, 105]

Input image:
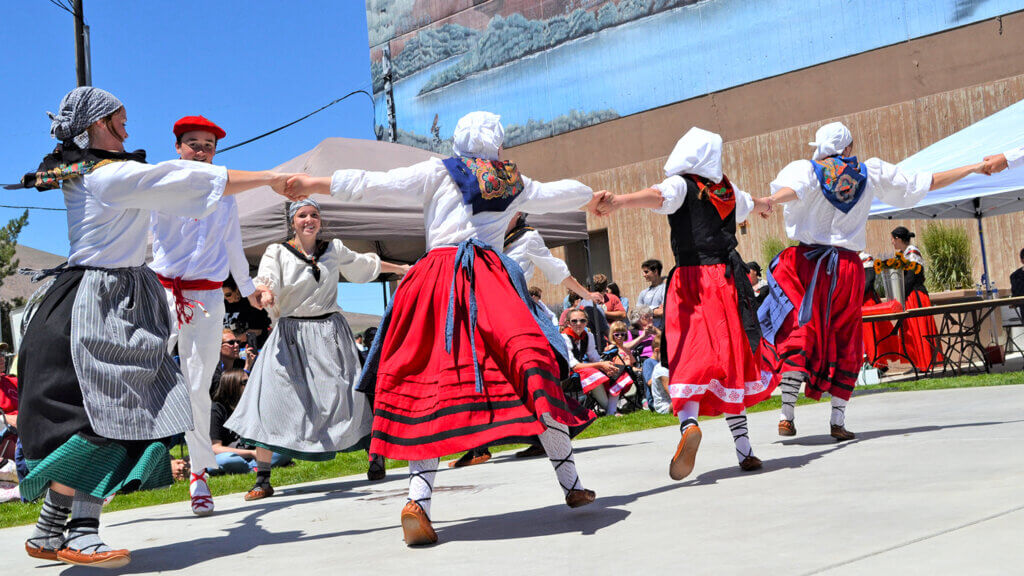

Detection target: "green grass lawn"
[1, 370, 1020, 529]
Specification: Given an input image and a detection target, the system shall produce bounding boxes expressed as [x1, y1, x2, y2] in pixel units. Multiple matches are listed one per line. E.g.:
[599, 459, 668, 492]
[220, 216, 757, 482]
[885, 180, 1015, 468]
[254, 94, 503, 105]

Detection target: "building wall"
[526, 72, 1024, 311]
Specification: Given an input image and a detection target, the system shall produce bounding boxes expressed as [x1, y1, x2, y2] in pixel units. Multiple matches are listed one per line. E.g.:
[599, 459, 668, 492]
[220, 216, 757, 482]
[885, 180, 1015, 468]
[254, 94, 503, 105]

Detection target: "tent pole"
[381, 280, 389, 307]
[974, 199, 991, 291]
[583, 238, 593, 286]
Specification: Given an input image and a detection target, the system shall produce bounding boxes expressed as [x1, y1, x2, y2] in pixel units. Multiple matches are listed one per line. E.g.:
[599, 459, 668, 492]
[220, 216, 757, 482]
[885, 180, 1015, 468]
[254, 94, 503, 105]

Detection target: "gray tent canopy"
[237, 138, 590, 281]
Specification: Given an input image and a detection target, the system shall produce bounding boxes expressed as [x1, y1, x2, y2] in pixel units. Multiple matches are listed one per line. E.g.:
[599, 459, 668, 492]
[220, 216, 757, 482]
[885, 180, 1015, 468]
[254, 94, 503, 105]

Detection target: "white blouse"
[65, 160, 227, 268]
[149, 195, 255, 296]
[330, 158, 592, 251]
[771, 158, 932, 251]
[1005, 145, 1024, 170]
[254, 239, 381, 321]
[504, 229, 571, 285]
[650, 175, 755, 222]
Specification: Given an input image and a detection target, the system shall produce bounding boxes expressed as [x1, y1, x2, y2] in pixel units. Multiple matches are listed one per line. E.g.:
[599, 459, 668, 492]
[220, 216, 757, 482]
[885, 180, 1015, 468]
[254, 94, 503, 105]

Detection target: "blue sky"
[0, 1, 391, 314]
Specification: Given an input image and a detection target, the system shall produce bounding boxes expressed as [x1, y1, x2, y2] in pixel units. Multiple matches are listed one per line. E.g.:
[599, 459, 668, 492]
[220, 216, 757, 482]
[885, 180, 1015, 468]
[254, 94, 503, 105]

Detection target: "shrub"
[919, 222, 974, 292]
[759, 237, 789, 270]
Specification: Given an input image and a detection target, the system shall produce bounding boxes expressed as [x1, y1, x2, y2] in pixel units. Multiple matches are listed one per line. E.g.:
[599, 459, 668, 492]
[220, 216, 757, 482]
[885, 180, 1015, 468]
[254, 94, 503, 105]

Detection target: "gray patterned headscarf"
[48, 87, 123, 148]
[287, 198, 321, 221]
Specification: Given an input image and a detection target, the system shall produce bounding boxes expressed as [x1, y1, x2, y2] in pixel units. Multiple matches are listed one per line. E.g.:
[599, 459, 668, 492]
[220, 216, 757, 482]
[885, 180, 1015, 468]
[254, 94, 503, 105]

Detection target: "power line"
[47, 0, 75, 15]
[218, 89, 376, 154]
[0, 204, 65, 212]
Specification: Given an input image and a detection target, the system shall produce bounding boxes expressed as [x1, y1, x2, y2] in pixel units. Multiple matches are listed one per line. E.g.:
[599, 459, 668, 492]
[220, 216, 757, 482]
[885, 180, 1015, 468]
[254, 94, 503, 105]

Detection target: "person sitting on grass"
[209, 369, 291, 475]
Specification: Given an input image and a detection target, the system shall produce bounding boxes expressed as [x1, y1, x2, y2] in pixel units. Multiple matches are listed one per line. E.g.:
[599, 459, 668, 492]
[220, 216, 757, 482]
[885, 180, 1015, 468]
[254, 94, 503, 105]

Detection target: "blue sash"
[811, 156, 867, 214]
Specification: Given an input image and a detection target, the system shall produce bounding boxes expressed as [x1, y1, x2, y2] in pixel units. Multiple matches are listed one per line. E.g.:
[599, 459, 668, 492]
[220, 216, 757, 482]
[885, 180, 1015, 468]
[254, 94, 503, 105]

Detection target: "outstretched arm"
[225, 170, 293, 197]
[381, 261, 411, 277]
[930, 162, 985, 191]
[561, 276, 604, 305]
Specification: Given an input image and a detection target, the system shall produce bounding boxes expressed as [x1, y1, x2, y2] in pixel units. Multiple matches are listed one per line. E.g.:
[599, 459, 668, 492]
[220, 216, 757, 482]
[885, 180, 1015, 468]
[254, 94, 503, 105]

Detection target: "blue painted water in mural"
[375, 0, 1024, 142]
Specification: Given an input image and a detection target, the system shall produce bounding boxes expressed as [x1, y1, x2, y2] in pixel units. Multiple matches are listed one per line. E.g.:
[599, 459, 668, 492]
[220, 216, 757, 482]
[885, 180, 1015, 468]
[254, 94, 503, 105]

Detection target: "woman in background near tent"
[596, 127, 773, 480]
[860, 251, 900, 372]
[282, 111, 606, 546]
[890, 227, 943, 371]
[13, 86, 296, 568]
[226, 198, 407, 500]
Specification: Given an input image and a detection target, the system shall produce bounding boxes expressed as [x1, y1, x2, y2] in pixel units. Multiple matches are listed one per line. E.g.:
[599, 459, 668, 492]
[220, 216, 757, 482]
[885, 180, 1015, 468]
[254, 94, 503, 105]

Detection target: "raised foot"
[401, 500, 438, 547]
[669, 425, 702, 481]
[565, 488, 596, 508]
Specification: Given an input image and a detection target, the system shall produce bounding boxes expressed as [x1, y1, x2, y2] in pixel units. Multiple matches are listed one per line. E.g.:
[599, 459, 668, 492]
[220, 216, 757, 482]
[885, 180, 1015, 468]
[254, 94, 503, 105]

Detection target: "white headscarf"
[663, 127, 723, 182]
[809, 122, 853, 161]
[452, 111, 504, 160]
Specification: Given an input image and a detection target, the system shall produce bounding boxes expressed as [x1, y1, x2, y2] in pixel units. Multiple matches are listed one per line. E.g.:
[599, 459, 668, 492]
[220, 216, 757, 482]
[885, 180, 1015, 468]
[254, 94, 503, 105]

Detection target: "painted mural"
[367, 0, 1024, 151]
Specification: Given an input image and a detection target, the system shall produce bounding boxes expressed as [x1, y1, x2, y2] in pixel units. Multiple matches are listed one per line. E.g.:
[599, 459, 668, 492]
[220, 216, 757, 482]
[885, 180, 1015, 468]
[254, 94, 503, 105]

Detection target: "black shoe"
[515, 444, 546, 459]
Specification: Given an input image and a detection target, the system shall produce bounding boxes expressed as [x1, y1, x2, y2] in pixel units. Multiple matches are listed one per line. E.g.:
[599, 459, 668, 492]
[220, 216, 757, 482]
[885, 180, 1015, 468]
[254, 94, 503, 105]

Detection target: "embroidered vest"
[666, 175, 739, 266]
[442, 156, 525, 214]
[811, 156, 867, 213]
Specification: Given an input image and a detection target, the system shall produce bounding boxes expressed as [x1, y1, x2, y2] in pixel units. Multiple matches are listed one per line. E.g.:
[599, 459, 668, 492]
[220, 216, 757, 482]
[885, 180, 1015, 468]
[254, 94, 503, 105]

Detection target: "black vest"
[667, 176, 738, 266]
[567, 331, 591, 363]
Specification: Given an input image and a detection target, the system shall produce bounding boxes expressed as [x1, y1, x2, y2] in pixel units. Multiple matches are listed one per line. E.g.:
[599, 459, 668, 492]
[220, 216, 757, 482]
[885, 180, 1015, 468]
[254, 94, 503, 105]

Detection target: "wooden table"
[862, 295, 1024, 378]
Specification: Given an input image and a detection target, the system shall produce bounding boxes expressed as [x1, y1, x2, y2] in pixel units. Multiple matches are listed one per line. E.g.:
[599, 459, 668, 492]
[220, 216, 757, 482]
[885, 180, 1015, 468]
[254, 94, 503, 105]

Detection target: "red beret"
[173, 115, 226, 140]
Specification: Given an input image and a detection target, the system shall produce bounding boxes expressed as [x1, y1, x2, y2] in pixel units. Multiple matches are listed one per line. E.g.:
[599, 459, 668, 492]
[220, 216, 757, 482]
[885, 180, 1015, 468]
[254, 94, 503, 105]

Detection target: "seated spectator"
[604, 321, 642, 408]
[223, 277, 271, 347]
[1011, 247, 1024, 319]
[529, 286, 559, 326]
[559, 292, 583, 328]
[607, 282, 628, 314]
[647, 340, 672, 415]
[592, 273, 627, 322]
[211, 329, 256, 398]
[630, 306, 662, 407]
[747, 261, 768, 307]
[561, 309, 628, 417]
[208, 369, 291, 475]
[1, 349, 21, 502]
[637, 259, 666, 329]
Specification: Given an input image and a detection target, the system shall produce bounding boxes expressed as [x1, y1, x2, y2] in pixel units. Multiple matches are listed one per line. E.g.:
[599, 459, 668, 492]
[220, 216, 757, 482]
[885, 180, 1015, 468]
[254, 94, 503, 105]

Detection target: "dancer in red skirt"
[283, 111, 606, 546]
[598, 128, 772, 480]
[758, 122, 983, 440]
[860, 251, 900, 371]
[890, 227, 943, 371]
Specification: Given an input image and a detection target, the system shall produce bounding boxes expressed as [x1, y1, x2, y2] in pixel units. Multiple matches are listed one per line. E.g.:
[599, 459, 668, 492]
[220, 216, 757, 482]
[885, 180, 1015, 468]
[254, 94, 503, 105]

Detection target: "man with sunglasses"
[149, 116, 262, 517]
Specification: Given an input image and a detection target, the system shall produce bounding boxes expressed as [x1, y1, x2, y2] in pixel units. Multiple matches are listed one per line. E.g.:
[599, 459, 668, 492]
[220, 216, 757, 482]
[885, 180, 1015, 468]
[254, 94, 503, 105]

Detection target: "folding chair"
[1002, 305, 1024, 358]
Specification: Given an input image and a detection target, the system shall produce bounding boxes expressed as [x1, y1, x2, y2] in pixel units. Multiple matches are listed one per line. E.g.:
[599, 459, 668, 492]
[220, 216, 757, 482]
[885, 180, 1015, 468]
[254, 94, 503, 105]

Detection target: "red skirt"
[576, 365, 634, 396]
[862, 297, 901, 368]
[368, 247, 593, 461]
[759, 246, 863, 401]
[664, 264, 769, 417]
[902, 290, 943, 371]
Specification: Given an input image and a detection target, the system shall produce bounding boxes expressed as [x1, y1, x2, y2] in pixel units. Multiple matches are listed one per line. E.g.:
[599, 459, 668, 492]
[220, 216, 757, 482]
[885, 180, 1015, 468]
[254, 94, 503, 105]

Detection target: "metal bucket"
[883, 268, 905, 305]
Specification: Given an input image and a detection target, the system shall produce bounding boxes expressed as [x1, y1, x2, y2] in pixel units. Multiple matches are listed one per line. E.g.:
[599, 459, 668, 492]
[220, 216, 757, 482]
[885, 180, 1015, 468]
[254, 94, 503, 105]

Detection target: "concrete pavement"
[3, 384, 1024, 575]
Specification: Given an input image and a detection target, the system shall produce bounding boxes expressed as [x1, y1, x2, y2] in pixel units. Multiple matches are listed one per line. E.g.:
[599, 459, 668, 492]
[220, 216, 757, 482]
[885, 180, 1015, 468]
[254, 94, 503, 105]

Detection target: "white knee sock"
[726, 411, 754, 462]
[677, 401, 699, 427]
[606, 394, 620, 416]
[537, 413, 583, 495]
[408, 458, 439, 518]
[779, 372, 803, 422]
[830, 396, 848, 427]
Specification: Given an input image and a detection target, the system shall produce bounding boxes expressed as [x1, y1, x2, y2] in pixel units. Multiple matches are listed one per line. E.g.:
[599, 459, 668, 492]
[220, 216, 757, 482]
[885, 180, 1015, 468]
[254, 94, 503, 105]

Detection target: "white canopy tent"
[236, 138, 590, 282]
[868, 98, 1024, 287]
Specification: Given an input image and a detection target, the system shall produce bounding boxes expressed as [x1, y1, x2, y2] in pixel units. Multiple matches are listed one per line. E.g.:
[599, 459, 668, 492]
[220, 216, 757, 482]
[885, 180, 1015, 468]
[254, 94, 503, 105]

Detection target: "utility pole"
[73, 0, 91, 86]
[382, 46, 397, 143]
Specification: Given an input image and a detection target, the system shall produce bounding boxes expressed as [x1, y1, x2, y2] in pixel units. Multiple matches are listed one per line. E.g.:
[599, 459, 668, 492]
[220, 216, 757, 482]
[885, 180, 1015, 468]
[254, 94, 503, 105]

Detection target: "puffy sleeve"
[330, 159, 445, 207]
[88, 160, 226, 218]
[517, 175, 593, 214]
[522, 232, 571, 285]
[651, 175, 687, 215]
[904, 246, 925, 266]
[865, 158, 932, 208]
[1005, 145, 1024, 170]
[734, 188, 755, 223]
[224, 198, 256, 297]
[770, 160, 817, 200]
[254, 243, 283, 294]
[331, 239, 382, 284]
